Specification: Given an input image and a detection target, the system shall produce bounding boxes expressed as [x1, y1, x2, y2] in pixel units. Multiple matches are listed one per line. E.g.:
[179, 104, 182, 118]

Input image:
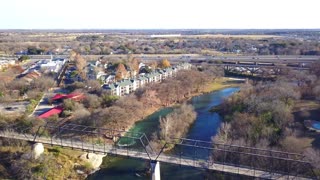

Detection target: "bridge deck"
[0, 131, 312, 180]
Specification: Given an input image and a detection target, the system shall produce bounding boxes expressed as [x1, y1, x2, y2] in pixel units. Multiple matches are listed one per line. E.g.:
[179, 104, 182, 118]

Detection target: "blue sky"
[1, 0, 319, 29]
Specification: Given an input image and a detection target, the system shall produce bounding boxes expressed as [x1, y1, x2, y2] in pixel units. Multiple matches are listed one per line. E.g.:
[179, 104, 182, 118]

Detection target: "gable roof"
[51, 93, 85, 101]
[38, 106, 63, 119]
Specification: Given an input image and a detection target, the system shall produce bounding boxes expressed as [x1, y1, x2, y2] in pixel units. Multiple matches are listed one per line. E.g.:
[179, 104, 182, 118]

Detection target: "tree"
[149, 61, 158, 70]
[203, 66, 224, 80]
[127, 56, 140, 73]
[30, 76, 55, 91]
[27, 47, 44, 55]
[83, 94, 101, 109]
[86, 79, 101, 93]
[62, 99, 76, 111]
[74, 54, 87, 80]
[159, 59, 171, 68]
[115, 63, 127, 80]
[18, 55, 30, 62]
[157, 104, 196, 144]
[69, 50, 77, 61]
[101, 94, 119, 107]
[310, 62, 320, 77]
[303, 148, 320, 169]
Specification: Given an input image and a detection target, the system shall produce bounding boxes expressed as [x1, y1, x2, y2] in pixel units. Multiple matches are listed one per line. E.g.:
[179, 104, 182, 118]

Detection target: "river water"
[88, 87, 240, 180]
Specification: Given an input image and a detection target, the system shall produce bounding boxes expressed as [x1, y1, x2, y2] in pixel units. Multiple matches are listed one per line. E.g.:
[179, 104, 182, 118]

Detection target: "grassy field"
[203, 77, 244, 93]
[293, 100, 320, 113]
[189, 34, 280, 39]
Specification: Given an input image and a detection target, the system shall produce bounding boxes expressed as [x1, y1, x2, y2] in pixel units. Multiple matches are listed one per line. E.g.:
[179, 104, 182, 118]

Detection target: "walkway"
[0, 130, 314, 179]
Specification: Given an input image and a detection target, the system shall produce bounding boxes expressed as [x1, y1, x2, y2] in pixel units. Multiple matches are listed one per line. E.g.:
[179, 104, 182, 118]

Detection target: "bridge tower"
[150, 160, 161, 180]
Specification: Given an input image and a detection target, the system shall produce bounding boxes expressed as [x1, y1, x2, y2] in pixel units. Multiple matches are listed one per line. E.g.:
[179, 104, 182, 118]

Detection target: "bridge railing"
[0, 124, 317, 179]
[32, 123, 157, 160]
[164, 138, 317, 179]
[0, 128, 153, 161]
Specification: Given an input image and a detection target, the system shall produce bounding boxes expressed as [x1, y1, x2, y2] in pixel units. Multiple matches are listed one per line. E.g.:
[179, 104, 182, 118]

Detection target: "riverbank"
[89, 87, 241, 179]
[203, 77, 244, 93]
[120, 77, 243, 137]
[0, 141, 95, 179]
[292, 100, 320, 150]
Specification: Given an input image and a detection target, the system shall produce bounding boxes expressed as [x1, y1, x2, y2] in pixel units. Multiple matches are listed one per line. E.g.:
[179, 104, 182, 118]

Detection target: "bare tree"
[74, 54, 87, 80]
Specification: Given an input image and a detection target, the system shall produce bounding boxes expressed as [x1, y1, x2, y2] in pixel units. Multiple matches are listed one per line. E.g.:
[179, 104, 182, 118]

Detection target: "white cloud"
[0, 0, 319, 29]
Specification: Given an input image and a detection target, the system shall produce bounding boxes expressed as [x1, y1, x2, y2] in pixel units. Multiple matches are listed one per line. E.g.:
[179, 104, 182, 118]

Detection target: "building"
[102, 63, 192, 97]
[0, 60, 15, 70]
[40, 58, 66, 73]
[38, 106, 63, 119]
[22, 70, 41, 83]
[100, 74, 116, 84]
[51, 93, 85, 102]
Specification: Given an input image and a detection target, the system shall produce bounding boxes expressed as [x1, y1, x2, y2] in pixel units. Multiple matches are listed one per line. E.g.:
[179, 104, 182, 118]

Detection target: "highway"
[24, 54, 320, 64]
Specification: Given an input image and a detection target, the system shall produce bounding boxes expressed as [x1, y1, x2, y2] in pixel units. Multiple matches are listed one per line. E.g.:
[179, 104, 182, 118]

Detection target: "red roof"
[38, 106, 63, 119]
[65, 93, 85, 101]
[51, 94, 67, 101]
[51, 93, 85, 101]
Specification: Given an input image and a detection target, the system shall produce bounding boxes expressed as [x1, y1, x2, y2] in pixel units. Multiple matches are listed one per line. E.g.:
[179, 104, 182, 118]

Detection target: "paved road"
[24, 54, 320, 64]
[30, 88, 66, 117]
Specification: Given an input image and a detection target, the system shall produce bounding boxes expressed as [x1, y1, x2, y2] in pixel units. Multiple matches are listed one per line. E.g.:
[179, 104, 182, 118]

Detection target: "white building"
[0, 60, 15, 70]
[40, 58, 66, 73]
[103, 63, 192, 97]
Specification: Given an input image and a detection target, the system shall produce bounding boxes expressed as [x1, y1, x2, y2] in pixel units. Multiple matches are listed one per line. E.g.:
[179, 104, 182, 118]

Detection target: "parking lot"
[0, 101, 29, 115]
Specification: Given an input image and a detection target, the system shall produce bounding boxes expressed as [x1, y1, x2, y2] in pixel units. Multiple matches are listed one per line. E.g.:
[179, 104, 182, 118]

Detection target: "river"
[88, 87, 240, 180]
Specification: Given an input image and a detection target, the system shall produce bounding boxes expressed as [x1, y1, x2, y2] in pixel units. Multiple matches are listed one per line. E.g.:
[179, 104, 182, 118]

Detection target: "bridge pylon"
[150, 160, 160, 180]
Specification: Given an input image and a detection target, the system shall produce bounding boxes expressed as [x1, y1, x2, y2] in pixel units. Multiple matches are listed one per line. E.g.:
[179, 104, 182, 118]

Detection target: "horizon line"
[0, 28, 319, 31]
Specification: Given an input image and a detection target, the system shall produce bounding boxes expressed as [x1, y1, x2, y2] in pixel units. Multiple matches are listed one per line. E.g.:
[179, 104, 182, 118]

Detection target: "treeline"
[213, 63, 320, 173]
[149, 104, 197, 151]
[74, 69, 218, 130]
[215, 81, 300, 146]
[72, 35, 320, 55]
[1, 32, 320, 56]
[0, 76, 55, 103]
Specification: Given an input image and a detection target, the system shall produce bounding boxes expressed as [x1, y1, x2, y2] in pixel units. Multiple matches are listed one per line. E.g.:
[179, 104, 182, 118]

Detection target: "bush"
[18, 55, 30, 62]
[62, 99, 76, 111]
[83, 94, 101, 109]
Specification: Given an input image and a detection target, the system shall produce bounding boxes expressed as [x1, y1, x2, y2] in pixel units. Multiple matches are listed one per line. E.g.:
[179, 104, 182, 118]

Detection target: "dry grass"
[187, 34, 280, 39]
[200, 49, 241, 56]
[281, 136, 313, 153]
[292, 100, 320, 112]
[203, 77, 241, 93]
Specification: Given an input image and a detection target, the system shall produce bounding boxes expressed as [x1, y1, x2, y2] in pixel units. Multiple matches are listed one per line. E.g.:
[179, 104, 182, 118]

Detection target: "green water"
[88, 87, 240, 180]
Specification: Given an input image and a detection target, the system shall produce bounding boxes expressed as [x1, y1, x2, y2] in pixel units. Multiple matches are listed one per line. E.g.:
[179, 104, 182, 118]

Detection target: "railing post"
[115, 143, 117, 156]
[223, 145, 226, 172]
[71, 138, 73, 149]
[207, 149, 210, 168]
[179, 146, 182, 167]
[60, 136, 62, 146]
[287, 154, 290, 178]
[270, 150, 273, 175]
[237, 147, 240, 175]
[92, 136, 95, 152]
[57, 126, 62, 146]
[127, 144, 129, 158]
[51, 135, 53, 146]
[82, 140, 84, 150]
[251, 148, 255, 177]
[193, 146, 196, 167]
